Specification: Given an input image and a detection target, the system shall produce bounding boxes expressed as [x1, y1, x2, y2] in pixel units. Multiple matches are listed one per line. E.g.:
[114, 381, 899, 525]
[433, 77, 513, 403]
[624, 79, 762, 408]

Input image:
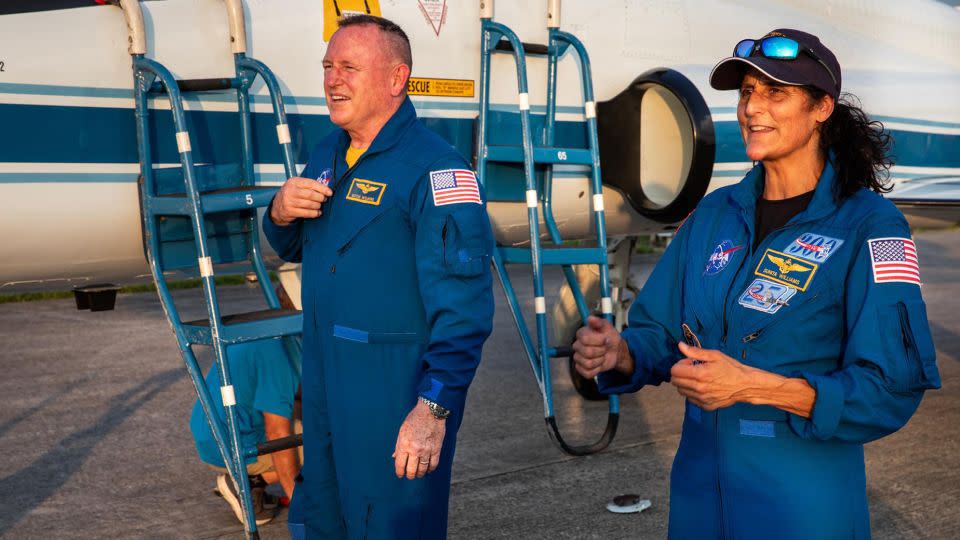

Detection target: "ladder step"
[148, 77, 239, 94]
[181, 308, 302, 345]
[485, 145, 593, 165]
[494, 40, 550, 56]
[499, 247, 606, 265]
[148, 186, 278, 215]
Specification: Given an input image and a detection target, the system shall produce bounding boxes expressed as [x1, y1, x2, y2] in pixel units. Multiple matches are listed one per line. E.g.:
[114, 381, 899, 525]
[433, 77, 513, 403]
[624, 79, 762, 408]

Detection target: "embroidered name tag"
[345, 179, 387, 205]
[754, 249, 818, 291]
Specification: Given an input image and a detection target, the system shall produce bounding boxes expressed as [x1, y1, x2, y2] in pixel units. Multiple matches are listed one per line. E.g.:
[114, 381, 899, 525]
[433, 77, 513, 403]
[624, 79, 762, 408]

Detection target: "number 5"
[245, 193, 254, 205]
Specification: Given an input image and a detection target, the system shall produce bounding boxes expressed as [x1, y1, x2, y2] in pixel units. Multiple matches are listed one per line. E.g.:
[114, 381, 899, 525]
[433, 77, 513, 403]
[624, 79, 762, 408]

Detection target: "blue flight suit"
[263, 97, 494, 539]
[599, 159, 940, 539]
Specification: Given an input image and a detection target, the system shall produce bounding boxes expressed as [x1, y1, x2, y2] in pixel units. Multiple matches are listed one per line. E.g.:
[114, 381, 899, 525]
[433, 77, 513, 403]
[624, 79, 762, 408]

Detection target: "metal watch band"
[419, 396, 451, 419]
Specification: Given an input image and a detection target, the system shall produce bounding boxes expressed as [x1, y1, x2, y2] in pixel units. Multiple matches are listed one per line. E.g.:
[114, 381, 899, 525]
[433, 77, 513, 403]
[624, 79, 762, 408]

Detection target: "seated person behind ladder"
[189, 286, 301, 526]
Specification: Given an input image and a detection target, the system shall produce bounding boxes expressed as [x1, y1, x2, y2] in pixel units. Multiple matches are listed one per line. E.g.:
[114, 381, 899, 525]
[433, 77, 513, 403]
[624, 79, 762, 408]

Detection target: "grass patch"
[0, 272, 277, 305]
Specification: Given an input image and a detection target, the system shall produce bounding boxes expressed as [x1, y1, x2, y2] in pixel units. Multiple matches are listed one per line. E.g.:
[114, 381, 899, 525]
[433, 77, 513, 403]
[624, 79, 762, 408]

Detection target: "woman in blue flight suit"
[572, 29, 940, 539]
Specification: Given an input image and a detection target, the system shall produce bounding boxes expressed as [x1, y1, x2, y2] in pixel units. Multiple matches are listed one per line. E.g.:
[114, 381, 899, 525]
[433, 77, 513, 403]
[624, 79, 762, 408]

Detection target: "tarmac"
[1, 228, 958, 539]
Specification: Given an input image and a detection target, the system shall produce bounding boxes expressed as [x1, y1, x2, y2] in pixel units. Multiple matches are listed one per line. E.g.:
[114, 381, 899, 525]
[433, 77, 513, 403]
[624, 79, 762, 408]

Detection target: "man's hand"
[393, 400, 446, 480]
[572, 315, 634, 379]
[270, 177, 334, 225]
[669, 341, 755, 411]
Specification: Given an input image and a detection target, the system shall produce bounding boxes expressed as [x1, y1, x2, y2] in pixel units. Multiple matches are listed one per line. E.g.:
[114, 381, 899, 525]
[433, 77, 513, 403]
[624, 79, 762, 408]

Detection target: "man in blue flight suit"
[263, 15, 494, 539]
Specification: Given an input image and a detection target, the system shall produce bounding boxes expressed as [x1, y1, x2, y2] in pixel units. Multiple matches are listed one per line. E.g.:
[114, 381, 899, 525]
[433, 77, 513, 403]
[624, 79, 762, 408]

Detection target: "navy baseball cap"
[710, 29, 842, 100]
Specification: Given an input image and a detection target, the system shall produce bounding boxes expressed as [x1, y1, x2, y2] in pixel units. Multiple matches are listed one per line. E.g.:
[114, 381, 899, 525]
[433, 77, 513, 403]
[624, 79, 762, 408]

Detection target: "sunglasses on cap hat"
[734, 36, 839, 93]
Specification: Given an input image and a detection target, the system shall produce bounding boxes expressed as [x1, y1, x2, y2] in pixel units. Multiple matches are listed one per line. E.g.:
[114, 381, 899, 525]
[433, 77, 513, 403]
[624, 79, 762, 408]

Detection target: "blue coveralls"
[263, 97, 494, 539]
[599, 160, 941, 539]
[189, 339, 300, 468]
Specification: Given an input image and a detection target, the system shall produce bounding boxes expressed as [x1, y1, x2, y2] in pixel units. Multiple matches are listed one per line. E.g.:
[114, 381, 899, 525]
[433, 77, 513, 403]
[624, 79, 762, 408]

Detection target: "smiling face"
[322, 24, 408, 142]
[737, 70, 833, 164]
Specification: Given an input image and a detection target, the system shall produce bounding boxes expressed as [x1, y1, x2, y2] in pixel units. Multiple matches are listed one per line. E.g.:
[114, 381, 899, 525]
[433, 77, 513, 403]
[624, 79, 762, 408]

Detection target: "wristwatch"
[419, 396, 451, 419]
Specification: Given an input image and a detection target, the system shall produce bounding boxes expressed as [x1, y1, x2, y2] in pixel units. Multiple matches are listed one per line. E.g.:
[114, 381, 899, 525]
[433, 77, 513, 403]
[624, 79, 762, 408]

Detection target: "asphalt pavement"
[0, 229, 957, 539]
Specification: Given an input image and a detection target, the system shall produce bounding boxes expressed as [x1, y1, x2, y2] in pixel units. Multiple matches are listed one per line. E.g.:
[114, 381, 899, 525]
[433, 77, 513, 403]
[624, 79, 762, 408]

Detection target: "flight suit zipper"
[741, 292, 825, 345]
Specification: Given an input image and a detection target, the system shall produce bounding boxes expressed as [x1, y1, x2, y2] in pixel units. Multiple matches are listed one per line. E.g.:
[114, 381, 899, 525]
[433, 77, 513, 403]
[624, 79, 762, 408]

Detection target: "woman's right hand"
[572, 316, 634, 379]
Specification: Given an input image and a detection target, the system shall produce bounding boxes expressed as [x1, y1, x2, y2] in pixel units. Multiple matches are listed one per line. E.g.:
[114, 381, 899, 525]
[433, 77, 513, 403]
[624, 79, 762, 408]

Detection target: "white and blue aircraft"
[0, 0, 957, 295]
[0, 0, 958, 421]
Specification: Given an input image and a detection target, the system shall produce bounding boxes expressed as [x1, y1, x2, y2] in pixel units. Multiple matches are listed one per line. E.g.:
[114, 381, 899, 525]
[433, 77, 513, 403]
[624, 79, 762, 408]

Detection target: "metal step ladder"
[109, 2, 301, 537]
[476, 0, 620, 456]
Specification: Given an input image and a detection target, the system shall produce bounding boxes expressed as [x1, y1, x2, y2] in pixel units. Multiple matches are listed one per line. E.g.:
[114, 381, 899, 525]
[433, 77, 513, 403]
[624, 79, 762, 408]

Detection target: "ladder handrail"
[223, 0, 248, 54]
[478, 12, 620, 456]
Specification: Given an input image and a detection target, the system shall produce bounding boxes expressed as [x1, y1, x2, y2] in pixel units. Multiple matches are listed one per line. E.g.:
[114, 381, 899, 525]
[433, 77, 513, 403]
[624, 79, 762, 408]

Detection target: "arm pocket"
[441, 212, 491, 277]
[879, 301, 941, 392]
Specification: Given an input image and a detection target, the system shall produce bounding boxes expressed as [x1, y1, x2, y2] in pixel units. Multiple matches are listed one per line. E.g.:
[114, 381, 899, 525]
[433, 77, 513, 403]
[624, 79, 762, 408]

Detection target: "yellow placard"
[406, 77, 475, 98]
[324, 0, 382, 41]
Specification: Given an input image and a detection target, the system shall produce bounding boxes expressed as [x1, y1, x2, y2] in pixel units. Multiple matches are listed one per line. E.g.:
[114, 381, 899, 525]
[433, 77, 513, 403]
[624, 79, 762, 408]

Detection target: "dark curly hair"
[805, 87, 895, 200]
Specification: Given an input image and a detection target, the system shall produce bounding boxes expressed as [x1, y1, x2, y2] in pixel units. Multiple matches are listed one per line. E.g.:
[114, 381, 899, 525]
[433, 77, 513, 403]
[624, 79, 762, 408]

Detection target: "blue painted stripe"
[0, 82, 132, 99]
[0, 173, 137, 183]
[0, 103, 956, 171]
[708, 104, 960, 130]
[712, 119, 960, 167]
[4, 81, 959, 129]
[739, 419, 775, 438]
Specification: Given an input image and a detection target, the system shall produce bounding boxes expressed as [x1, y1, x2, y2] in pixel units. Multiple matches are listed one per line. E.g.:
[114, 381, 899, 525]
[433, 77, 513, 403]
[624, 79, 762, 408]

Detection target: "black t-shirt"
[754, 190, 815, 250]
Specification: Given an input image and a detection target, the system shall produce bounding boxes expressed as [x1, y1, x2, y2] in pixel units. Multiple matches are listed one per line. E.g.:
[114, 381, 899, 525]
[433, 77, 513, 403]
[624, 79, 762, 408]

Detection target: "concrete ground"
[0, 229, 958, 539]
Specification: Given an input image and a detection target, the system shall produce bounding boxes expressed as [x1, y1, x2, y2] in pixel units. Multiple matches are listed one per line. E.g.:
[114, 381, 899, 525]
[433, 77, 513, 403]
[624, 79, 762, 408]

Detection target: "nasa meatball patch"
[703, 240, 744, 276]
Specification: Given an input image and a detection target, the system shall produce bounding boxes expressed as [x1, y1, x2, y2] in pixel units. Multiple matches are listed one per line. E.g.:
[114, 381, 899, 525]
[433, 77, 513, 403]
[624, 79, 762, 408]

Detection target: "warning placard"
[406, 77, 474, 98]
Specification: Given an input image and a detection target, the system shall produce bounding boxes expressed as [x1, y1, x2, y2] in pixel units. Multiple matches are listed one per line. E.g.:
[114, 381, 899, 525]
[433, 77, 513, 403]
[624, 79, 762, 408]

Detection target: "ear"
[815, 94, 835, 123]
[390, 63, 411, 97]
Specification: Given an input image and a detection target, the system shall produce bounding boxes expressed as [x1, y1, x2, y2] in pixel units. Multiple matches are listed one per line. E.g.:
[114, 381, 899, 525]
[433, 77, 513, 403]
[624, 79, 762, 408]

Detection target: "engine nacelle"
[486, 68, 715, 246]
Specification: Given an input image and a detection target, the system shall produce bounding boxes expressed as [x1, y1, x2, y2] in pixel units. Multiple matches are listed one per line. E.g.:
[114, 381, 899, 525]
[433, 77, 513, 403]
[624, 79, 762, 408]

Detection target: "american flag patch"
[868, 237, 921, 285]
[429, 169, 481, 206]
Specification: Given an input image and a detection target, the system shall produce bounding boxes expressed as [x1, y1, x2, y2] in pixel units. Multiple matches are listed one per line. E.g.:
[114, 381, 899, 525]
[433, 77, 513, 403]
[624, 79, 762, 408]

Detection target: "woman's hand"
[671, 342, 817, 417]
[572, 316, 634, 379]
[670, 341, 756, 410]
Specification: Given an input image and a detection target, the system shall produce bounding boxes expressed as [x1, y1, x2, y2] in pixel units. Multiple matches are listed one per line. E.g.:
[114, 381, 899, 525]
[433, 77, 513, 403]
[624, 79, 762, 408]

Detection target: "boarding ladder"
[110, 1, 302, 537]
[477, 0, 619, 455]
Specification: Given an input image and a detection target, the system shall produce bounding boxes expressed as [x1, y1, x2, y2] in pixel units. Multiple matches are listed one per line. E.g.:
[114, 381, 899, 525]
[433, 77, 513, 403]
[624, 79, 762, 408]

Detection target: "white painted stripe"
[584, 101, 596, 119]
[712, 115, 960, 135]
[714, 162, 753, 171]
[601, 297, 613, 314]
[198, 256, 214, 277]
[891, 165, 960, 175]
[176, 131, 191, 154]
[276, 123, 291, 144]
[883, 122, 960, 136]
[592, 193, 605, 212]
[535, 296, 546, 314]
[526, 189, 538, 208]
[518, 92, 530, 111]
[221, 385, 236, 407]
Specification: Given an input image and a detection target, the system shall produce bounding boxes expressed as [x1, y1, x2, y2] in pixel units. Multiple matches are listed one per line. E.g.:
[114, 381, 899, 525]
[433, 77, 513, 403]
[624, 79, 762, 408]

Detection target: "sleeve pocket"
[442, 211, 491, 277]
[879, 301, 941, 392]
